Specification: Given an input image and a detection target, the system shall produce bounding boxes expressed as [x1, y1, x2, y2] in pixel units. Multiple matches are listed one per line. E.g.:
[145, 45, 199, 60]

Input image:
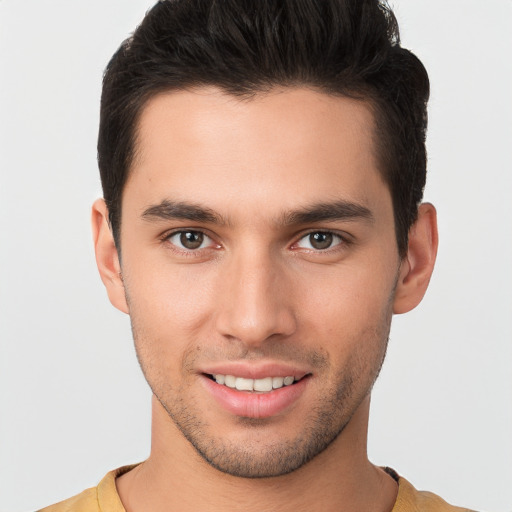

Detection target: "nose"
[214, 248, 297, 346]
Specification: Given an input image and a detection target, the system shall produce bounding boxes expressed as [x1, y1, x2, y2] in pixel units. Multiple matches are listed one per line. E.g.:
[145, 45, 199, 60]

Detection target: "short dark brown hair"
[98, 0, 429, 256]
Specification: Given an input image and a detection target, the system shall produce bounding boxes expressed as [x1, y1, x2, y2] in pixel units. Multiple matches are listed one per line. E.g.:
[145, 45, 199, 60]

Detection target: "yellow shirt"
[38, 466, 476, 512]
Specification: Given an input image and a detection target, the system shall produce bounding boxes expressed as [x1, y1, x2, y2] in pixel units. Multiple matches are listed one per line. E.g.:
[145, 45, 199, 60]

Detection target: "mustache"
[182, 342, 330, 371]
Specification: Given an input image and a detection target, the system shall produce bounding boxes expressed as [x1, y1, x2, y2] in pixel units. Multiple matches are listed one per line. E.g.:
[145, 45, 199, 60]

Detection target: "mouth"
[205, 373, 305, 393]
[200, 364, 311, 418]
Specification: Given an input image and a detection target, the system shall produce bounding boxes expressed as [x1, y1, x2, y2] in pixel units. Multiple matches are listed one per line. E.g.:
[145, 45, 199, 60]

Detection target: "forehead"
[126, 86, 389, 220]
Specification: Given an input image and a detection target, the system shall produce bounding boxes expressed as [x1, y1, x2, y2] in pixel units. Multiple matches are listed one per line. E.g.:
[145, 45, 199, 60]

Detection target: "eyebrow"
[281, 200, 374, 226]
[141, 200, 227, 225]
[141, 198, 374, 227]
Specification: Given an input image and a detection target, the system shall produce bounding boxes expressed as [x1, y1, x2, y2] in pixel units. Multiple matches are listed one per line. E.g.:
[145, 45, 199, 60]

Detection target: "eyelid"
[158, 227, 352, 254]
[161, 228, 221, 252]
[291, 229, 351, 251]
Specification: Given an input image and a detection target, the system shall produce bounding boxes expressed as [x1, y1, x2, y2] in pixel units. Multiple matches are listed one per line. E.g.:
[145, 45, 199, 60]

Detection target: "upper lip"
[199, 362, 310, 380]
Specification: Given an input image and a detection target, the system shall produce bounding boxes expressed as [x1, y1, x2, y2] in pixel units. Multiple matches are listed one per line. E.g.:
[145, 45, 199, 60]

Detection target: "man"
[40, 0, 473, 510]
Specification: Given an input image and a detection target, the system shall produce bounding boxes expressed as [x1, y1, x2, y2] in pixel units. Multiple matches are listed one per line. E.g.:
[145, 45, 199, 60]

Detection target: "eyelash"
[160, 229, 219, 256]
[159, 229, 352, 256]
[291, 230, 351, 253]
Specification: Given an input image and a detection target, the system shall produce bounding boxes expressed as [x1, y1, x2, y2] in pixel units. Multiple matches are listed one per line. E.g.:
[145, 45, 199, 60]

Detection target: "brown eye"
[168, 230, 208, 250]
[295, 231, 343, 251]
[309, 232, 333, 250]
[180, 231, 203, 249]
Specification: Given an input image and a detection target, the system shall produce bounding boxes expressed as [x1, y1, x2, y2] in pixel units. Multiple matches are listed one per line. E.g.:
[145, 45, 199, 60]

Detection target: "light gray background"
[1, 1, 511, 511]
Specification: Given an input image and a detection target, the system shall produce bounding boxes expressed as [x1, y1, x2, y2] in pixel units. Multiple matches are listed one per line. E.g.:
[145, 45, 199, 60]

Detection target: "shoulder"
[393, 475, 477, 512]
[37, 487, 99, 512]
[37, 465, 138, 512]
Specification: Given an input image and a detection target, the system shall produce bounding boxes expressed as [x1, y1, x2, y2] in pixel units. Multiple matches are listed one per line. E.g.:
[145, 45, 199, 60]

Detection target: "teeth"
[272, 376, 284, 388]
[254, 377, 273, 392]
[224, 375, 236, 388]
[235, 377, 254, 391]
[214, 374, 296, 392]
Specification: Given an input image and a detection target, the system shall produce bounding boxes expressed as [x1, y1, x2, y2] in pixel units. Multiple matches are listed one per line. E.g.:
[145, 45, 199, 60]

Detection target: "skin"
[93, 87, 438, 512]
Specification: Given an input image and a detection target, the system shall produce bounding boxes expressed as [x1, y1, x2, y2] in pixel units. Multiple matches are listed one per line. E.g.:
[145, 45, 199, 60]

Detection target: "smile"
[202, 372, 310, 418]
[211, 374, 297, 392]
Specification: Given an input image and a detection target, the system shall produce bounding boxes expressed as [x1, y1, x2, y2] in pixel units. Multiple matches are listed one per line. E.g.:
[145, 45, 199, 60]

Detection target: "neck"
[117, 395, 397, 512]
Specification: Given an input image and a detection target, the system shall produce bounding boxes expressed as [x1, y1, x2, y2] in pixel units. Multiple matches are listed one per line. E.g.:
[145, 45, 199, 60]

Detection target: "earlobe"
[91, 198, 129, 314]
[393, 203, 439, 314]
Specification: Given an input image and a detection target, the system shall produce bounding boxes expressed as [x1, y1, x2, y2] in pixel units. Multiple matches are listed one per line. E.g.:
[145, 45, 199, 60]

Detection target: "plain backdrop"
[1, 1, 511, 511]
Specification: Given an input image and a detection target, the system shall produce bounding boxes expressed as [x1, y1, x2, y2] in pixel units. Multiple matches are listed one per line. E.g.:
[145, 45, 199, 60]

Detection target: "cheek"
[294, 261, 396, 376]
[126, 287, 206, 398]
[124, 260, 218, 331]
[121, 260, 221, 384]
[297, 261, 396, 329]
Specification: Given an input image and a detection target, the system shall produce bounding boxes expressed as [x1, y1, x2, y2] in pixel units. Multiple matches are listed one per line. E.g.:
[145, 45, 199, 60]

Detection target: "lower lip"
[201, 375, 309, 419]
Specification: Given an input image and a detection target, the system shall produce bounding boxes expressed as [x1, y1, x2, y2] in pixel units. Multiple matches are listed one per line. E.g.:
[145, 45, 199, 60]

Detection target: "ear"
[393, 202, 439, 314]
[91, 198, 129, 314]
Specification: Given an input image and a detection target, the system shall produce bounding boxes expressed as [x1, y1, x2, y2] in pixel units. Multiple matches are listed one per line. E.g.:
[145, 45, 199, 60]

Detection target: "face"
[117, 87, 402, 477]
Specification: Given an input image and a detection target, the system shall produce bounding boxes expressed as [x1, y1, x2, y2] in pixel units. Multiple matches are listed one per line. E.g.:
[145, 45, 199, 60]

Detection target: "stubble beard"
[154, 365, 366, 478]
[133, 328, 391, 479]
[127, 273, 396, 479]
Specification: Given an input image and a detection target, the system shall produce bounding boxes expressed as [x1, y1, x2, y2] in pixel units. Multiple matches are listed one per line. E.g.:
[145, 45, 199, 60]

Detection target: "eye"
[167, 230, 214, 250]
[295, 231, 344, 251]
